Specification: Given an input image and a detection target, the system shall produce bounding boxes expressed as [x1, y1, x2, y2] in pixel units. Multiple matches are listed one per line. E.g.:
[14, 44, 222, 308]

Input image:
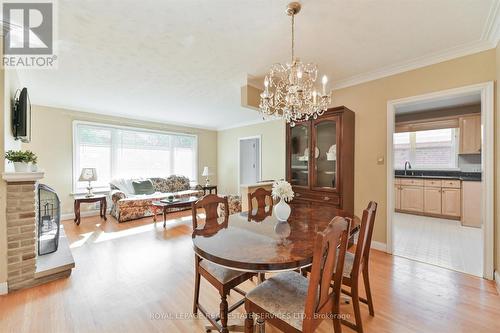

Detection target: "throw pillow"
[132, 180, 155, 195]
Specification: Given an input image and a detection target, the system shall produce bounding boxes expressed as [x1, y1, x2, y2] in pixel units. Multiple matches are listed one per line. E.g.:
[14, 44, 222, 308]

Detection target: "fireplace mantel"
[2, 171, 45, 182]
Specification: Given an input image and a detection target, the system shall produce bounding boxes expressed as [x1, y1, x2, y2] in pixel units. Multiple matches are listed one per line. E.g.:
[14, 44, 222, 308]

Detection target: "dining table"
[192, 203, 361, 332]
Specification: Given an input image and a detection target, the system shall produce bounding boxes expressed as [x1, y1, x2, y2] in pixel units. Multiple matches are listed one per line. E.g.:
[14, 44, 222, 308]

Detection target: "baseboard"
[371, 241, 387, 252]
[61, 209, 110, 221]
[0, 282, 8, 295]
[495, 270, 500, 294]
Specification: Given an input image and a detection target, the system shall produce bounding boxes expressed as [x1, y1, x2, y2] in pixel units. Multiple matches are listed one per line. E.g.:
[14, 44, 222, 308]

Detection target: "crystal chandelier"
[259, 2, 332, 126]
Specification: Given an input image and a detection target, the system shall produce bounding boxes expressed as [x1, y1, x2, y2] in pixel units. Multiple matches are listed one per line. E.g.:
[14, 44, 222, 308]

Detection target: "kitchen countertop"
[394, 170, 481, 182]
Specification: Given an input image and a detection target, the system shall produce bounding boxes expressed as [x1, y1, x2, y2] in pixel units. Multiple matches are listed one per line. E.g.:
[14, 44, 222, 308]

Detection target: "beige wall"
[218, 49, 497, 250]
[496, 41, 500, 272]
[22, 105, 218, 216]
[217, 120, 286, 195]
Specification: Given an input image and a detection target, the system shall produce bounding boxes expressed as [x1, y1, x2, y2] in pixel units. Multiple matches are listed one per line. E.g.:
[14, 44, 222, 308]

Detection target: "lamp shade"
[202, 166, 210, 177]
[78, 168, 97, 181]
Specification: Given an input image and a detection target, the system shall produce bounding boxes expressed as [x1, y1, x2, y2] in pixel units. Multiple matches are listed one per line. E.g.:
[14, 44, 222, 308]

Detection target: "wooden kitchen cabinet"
[424, 187, 442, 215]
[462, 181, 482, 227]
[400, 186, 424, 213]
[394, 184, 401, 210]
[459, 114, 481, 154]
[441, 188, 461, 218]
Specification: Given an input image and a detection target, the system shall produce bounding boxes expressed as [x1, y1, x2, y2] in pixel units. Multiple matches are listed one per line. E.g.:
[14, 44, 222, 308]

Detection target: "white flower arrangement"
[272, 180, 294, 202]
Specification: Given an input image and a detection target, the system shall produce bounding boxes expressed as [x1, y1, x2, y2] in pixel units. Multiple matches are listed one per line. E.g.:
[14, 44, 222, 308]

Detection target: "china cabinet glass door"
[289, 124, 310, 187]
[313, 119, 338, 190]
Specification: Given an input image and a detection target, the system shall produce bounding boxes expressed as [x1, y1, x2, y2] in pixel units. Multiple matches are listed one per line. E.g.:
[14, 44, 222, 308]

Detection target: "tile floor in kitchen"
[392, 212, 482, 276]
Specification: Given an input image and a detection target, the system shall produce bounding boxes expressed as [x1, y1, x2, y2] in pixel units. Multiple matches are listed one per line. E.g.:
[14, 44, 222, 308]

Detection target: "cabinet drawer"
[294, 191, 340, 205]
[424, 179, 442, 187]
[394, 178, 401, 185]
[400, 178, 424, 186]
[441, 180, 461, 188]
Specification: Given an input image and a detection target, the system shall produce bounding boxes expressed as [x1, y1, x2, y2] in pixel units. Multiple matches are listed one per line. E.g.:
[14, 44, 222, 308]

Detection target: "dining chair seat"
[246, 271, 309, 331]
[199, 260, 247, 284]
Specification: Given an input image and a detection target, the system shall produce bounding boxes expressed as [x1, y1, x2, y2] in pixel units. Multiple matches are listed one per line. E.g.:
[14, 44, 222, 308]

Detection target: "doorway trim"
[237, 135, 262, 194]
[386, 81, 494, 279]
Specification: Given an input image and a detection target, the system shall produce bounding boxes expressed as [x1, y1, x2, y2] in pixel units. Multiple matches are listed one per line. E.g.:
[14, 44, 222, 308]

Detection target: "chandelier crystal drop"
[259, 2, 332, 127]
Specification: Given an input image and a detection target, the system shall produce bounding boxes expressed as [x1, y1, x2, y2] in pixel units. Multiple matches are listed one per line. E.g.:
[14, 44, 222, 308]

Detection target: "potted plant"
[5, 150, 38, 172]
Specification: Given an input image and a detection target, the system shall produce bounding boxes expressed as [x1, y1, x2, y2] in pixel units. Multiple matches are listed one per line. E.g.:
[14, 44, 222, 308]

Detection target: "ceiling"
[14, 0, 500, 130]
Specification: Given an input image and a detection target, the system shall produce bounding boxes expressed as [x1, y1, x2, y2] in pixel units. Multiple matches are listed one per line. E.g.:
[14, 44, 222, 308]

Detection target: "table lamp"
[202, 166, 211, 186]
[78, 168, 97, 197]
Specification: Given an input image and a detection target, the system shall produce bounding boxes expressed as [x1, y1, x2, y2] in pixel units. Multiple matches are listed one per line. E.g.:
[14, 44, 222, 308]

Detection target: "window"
[73, 122, 197, 192]
[394, 128, 458, 170]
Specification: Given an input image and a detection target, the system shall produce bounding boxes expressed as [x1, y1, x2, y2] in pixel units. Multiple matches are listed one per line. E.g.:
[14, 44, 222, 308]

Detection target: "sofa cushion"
[132, 179, 155, 195]
[165, 175, 190, 192]
[148, 177, 170, 192]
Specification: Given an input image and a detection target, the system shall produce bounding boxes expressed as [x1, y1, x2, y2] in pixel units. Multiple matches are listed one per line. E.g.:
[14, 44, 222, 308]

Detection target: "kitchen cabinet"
[424, 187, 442, 215]
[394, 184, 401, 210]
[395, 177, 463, 220]
[441, 188, 461, 218]
[459, 115, 481, 154]
[462, 181, 482, 227]
[400, 186, 424, 212]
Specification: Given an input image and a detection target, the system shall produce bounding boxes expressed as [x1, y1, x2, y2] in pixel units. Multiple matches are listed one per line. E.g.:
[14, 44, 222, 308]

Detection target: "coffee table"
[151, 196, 199, 228]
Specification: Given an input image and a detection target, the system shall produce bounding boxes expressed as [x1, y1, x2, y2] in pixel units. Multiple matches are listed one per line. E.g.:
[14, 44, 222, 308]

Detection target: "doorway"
[239, 136, 261, 188]
[386, 82, 494, 279]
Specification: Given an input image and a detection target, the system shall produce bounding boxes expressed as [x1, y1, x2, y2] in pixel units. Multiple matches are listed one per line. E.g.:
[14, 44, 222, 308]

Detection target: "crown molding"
[333, 1, 500, 90]
[332, 40, 495, 90]
[482, 0, 500, 45]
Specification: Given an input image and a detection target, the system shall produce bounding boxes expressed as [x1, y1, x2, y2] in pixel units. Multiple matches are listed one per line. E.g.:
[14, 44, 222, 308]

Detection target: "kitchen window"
[73, 122, 197, 193]
[394, 128, 458, 170]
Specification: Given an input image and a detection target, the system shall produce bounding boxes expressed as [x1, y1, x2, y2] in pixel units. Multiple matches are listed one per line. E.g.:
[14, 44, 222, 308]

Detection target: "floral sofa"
[109, 175, 242, 222]
[110, 175, 203, 222]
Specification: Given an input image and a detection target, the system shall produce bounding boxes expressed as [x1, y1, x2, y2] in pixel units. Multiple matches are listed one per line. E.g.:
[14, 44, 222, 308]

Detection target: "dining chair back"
[303, 216, 350, 332]
[340, 201, 378, 333]
[247, 188, 273, 222]
[351, 201, 377, 279]
[192, 194, 229, 236]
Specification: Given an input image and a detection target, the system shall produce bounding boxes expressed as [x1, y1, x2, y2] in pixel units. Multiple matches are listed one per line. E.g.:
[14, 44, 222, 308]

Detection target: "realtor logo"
[2, 1, 57, 68]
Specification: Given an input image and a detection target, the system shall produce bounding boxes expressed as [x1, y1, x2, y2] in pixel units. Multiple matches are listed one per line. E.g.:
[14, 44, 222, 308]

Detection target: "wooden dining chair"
[247, 187, 273, 222]
[340, 201, 378, 333]
[192, 194, 255, 333]
[244, 216, 350, 333]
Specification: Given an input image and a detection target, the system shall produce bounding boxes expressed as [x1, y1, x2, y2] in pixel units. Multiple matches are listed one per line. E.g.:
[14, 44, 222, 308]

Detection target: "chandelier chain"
[291, 13, 295, 63]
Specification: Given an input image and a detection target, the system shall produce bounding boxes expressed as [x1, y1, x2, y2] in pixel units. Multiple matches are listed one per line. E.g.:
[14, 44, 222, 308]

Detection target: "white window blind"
[393, 128, 458, 170]
[73, 122, 197, 192]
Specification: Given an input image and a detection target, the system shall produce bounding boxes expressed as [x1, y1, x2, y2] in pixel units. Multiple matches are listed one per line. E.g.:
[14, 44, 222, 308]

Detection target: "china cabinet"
[286, 106, 355, 213]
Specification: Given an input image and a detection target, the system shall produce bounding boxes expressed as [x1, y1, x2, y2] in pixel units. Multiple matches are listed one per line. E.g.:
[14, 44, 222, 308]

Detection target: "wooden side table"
[74, 195, 107, 225]
[202, 185, 217, 195]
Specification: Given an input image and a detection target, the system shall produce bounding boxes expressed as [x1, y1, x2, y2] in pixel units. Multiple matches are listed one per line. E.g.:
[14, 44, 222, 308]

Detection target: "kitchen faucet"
[404, 161, 412, 176]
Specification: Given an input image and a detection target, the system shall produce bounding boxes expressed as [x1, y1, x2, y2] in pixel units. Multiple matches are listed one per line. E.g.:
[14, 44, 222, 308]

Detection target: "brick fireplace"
[2, 172, 74, 292]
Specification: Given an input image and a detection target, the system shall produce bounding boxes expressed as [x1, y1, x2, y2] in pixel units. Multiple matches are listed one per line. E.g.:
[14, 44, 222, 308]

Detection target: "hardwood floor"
[1, 212, 499, 333]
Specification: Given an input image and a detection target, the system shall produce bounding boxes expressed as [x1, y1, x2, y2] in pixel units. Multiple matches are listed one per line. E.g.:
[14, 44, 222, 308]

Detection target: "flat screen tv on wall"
[12, 87, 31, 143]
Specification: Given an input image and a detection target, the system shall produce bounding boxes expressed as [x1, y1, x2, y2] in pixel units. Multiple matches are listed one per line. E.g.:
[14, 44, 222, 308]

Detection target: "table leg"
[102, 198, 107, 221]
[75, 201, 81, 225]
[163, 208, 167, 228]
[152, 207, 157, 222]
[73, 200, 78, 222]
